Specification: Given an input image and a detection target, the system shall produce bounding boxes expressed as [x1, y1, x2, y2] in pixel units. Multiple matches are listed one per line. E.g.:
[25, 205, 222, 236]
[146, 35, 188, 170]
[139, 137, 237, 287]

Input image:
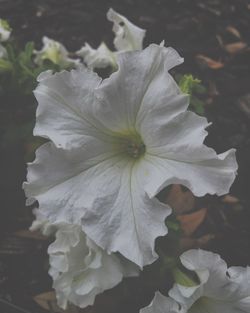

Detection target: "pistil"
[117, 132, 146, 159]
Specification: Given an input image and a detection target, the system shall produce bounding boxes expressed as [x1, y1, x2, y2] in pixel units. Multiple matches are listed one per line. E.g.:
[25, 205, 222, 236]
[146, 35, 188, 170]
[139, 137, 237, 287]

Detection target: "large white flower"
[48, 223, 139, 309]
[0, 18, 11, 42]
[168, 249, 250, 313]
[77, 8, 146, 69]
[24, 44, 237, 267]
[34, 36, 79, 68]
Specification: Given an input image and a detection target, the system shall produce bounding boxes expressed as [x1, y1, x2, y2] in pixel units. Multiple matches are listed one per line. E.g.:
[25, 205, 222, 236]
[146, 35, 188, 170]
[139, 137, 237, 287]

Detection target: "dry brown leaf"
[177, 208, 207, 236]
[222, 194, 240, 204]
[224, 42, 247, 54]
[34, 291, 60, 311]
[180, 234, 215, 251]
[15, 229, 47, 241]
[165, 184, 195, 214]
[196, 55, 224, 69]
[34, 291, 79, 312]
[226, 26, 241, 39]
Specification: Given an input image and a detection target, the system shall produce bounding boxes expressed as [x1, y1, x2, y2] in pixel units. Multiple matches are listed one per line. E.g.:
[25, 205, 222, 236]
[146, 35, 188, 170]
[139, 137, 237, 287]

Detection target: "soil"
[0, 0, 250, 312]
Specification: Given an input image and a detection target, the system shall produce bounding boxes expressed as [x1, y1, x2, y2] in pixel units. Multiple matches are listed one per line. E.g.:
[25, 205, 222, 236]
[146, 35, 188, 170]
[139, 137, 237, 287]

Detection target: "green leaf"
[191, 97, 205, 115]
[5, 43, 16, 62]
[0, 58, 12, 72]
[178, 74, 201, 95]
[177, 74, 206, 115]
[166, 219, 180, 232]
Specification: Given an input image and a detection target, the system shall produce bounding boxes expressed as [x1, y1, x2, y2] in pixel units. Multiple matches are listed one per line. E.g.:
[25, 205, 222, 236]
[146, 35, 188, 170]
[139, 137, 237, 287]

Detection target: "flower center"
[117, 132, 146, 159]
[125, 139, 145, 159]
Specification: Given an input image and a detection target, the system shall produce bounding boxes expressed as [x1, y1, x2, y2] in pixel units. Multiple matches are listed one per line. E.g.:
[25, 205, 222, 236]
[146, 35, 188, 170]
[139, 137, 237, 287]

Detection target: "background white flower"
[77, 42, 116, 70]
[77, 8, 146, 69]
[0, 18, 11, 42]
[34, 36, 79, 68]
[48, 223, 139, 309]
[140, 292, 181, 313]
[169, 249, 250, 313]
[24, 44, 237, 268]
[107, 8, 146, 52]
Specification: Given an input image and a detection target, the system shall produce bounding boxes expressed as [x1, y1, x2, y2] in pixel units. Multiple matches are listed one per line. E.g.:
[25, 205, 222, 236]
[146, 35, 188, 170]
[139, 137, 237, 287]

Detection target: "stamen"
[118, 135, 145, 159]
[126, 140, 145, 158]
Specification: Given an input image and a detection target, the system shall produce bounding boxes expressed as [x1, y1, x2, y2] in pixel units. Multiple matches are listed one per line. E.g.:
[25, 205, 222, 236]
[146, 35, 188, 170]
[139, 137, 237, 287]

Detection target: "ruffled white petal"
[169, 249, 250, 313]
[33, 68, 112, 150]
[140, 292, 181, 313]
[77, 42, 116, 69]
[139, 110, 237, 197]
[29, 208, 56, 236]
[35, 44, 183, 140]
[107, 8, 146, 51]
[126, 47, 236, 199]
[23, 141, 119, 206]
[82, 159, 171, 267]
[226, 266, 250, 302]
[144, 149, 236, 198]
[24, 142, 171, 267]
[95, 44, 183, 132]
[132, 49, 237, 198]
[48, 224, 139, 309]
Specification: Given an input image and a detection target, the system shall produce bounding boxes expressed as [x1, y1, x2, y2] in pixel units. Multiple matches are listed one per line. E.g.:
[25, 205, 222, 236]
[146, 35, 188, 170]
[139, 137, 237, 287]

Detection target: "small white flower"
[169, 249, 250, 313]
[34, 36, 79, 68]
[107, 8, 146, 52]
[77, 8, 146, 69]
[140, 292, 181, 313]
[24, 44, 237, 267]
[77, 42, 116, 70]
[0, 19, 11, 42]
[48, 223, 139, 309]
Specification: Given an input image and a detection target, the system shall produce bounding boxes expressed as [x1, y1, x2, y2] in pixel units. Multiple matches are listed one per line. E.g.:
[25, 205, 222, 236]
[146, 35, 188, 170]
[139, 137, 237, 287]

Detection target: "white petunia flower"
[34, 36, 79, 68]
[24, 44, 237, 267]
[169, 249, 250, 313]
[140, 292, 181, 313]
[77, 8, 146, 70]
[48, 223, 139, 309]
[77, 42, 116, 70]
[0, 19, 11, 42]
[107, 8, 145, 52]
